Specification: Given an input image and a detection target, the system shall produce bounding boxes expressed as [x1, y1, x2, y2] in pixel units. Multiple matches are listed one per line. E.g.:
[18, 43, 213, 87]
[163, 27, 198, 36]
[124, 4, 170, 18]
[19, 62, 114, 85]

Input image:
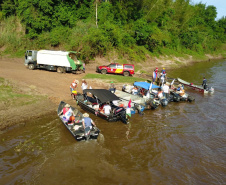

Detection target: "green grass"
[83, 74, 147, 84]
[0, 77, 45, 108]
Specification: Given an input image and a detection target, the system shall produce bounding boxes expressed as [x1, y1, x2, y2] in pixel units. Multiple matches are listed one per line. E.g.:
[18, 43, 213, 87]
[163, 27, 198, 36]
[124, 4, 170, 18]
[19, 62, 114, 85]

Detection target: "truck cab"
[25, 50, 38, 70]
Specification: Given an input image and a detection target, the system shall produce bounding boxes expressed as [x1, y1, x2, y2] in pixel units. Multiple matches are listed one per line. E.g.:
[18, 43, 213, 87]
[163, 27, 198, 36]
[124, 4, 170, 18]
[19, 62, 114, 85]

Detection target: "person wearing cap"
[82, 113, 96, 129]
[109, 81, 116, 93]
[161, 68, 166, 74]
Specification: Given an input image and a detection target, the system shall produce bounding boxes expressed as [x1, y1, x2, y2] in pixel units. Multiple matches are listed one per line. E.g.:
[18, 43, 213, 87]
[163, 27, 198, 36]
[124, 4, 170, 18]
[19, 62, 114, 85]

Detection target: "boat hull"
[177, 78, 214, 94]
[57, 101, 100, 141]
[76, 94, 129, 124]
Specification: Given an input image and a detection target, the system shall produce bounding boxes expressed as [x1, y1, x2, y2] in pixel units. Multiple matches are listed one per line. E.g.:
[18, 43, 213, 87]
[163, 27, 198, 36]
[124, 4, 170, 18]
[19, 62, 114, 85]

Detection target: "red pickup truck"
[96, 63, 135, 76]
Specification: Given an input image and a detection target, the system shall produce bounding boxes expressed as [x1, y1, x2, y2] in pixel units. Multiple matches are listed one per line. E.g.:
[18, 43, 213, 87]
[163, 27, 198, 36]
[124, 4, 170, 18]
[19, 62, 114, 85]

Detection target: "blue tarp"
[134, 82, 160, 90]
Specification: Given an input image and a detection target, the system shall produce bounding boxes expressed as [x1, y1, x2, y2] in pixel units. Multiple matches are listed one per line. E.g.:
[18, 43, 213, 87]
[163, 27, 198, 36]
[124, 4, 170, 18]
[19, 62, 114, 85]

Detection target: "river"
[0, 59, 226, 184]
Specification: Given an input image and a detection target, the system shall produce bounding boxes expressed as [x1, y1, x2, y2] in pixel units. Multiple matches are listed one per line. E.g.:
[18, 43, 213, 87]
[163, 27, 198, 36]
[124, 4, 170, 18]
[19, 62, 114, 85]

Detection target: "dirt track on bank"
[0, 57, 107, 130]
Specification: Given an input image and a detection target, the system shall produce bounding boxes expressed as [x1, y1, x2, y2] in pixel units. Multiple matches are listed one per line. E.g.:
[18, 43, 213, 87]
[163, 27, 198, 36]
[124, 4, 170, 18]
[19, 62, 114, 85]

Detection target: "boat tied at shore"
[57, 101, 100, 141]
[177, 78, 214, 94]
[75, 89, 129, 124]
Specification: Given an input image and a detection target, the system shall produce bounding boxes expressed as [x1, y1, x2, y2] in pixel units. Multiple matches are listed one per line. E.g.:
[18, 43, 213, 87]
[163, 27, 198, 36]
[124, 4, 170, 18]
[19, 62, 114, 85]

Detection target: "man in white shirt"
[103, 102, 111, 115]
[162, 82, 169, 98]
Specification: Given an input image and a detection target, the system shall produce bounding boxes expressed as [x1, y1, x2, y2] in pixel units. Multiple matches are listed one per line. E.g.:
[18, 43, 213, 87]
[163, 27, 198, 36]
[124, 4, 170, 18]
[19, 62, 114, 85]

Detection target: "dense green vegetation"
[0, 0, 225, 61]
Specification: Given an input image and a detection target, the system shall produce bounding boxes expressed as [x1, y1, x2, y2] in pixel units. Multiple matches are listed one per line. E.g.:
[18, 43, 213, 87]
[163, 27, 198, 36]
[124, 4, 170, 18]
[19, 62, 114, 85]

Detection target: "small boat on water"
[75, 89, 129, 124]
[122, 81, 168, 108]
[115, 89, 159, 109]
[177, 78, 214, 93]
[57, 101, 100, 141]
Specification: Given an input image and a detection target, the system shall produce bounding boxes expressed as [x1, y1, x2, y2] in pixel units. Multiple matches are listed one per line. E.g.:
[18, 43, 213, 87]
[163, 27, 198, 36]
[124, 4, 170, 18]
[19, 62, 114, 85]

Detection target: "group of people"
[152, 67, 167, 86]
[59, 103, 96, 130]
[70, 79, 89, 99]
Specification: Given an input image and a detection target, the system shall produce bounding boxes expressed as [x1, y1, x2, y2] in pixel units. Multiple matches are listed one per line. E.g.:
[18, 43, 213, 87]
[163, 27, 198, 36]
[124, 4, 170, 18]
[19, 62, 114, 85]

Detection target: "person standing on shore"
[109, 81, 116, 93]
[70, 79, 79, 92]
[152, 69, 157, 83]
[81, 79, 88, 90]
[70, 79, 79, 99]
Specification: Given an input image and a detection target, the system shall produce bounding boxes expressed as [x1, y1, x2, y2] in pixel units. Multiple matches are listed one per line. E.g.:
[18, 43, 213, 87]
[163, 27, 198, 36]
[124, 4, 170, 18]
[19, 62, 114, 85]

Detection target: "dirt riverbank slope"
[0, 57, 108, 130]
[0, 54, 223, 130]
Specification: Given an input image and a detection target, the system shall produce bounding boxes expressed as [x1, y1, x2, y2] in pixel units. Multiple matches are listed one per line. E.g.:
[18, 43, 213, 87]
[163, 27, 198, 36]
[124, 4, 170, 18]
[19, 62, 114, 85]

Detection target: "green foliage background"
[0, 0, 225, 61]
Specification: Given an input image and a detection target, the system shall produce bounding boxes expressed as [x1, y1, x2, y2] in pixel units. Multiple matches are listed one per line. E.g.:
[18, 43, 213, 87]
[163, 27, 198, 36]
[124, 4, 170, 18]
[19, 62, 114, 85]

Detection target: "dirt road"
[0, 57, 106, 130]
[0, 57, 105, 103]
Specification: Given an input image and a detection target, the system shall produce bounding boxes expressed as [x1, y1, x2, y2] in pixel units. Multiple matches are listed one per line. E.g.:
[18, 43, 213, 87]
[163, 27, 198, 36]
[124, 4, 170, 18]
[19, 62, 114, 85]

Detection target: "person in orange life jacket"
[82, 113, 96, 129]
[58, 104, 76, 124]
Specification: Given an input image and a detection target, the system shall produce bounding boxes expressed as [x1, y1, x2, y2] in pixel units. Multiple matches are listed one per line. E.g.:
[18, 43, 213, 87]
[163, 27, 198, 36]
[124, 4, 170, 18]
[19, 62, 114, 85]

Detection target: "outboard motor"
[208, 87, 214, 93]
[160, 98, 168, 107]
[119, 110, 129, 124]
[170, 91, 181, 102]
[187, 95, 195, 102]
[134, 103, 144, 115]
[150, 99, 159, 109]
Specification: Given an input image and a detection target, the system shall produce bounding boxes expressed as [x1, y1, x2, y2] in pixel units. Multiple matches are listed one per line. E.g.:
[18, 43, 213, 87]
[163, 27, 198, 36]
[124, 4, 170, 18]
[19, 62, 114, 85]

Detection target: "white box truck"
[24, 50, 84, 73]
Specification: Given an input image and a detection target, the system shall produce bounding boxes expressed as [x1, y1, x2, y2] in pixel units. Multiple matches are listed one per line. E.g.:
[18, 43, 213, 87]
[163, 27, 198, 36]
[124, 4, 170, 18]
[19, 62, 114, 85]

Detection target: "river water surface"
[0, 59, 226, 184]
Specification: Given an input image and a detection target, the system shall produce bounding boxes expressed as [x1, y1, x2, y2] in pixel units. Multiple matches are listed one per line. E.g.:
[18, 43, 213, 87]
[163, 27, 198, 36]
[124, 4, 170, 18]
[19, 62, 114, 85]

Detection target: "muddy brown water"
[1, 59, 226, 184]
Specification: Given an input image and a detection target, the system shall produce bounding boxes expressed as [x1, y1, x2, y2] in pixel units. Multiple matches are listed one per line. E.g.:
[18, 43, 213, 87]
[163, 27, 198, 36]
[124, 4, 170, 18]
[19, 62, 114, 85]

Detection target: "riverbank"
[0, 54, 225, 130]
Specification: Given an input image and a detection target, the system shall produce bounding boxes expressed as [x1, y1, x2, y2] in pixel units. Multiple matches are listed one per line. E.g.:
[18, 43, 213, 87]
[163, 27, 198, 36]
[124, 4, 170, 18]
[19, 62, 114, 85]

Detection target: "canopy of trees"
[0, 0, 225, 61]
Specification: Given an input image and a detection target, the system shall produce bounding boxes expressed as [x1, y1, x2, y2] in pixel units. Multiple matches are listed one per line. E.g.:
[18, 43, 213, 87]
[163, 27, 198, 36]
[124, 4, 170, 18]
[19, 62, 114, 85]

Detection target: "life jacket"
[179, 90, 185, 96]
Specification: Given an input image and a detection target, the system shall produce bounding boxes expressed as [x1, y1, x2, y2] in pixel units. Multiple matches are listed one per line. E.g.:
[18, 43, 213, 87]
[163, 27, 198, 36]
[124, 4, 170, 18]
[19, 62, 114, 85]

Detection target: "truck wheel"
[28, 64, 35, 70]
[57, 67, 64, 73]
[101, 69, 107, 74]
[123, 71, 130, 76]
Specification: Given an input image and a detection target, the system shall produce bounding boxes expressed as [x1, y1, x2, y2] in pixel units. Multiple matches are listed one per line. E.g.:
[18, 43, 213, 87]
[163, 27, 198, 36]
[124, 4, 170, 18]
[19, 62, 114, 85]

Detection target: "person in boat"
[103, 102, 112, 115]
[176, 84, 185, 96]
[109, 81, 116, 93]
[202, 77, 207, 89]
[81, 79, 88, 90]
[131, 86, 138, 95]
[82, 113, 96, 129]
[162, 82, 169, 99]
[157, 88, 164, 99]
[58, 104, 76, 125]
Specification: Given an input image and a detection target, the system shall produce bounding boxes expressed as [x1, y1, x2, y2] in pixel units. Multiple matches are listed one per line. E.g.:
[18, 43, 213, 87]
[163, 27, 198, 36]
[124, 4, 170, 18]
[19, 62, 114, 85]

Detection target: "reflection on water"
[0, 60, 226, 184]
